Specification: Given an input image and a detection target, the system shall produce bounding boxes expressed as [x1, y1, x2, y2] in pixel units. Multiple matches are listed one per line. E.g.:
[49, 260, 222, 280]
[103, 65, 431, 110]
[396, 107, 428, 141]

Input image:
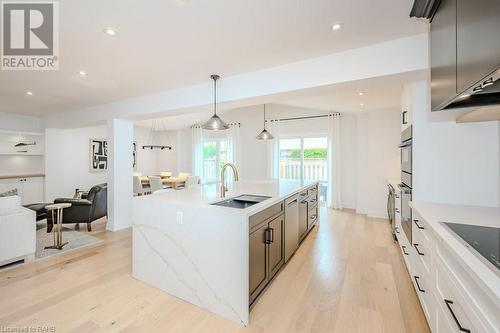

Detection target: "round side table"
[45, 203, 72, 250]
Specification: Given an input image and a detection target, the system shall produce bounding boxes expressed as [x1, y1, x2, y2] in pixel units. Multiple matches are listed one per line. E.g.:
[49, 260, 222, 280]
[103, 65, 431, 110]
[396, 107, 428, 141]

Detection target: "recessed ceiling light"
[360, 103, 364, 107]
[331, 23, 342, 31]
[78, 70, 88, 77]
[358, 92, 365, 96]
[103, 28, 118, 36]
[26, 91, 33, 96]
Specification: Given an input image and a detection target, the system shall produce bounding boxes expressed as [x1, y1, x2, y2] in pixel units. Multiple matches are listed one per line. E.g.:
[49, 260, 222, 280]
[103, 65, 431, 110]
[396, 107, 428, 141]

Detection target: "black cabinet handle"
[395, 208, 400, 213]
[395, 226, 400, 234]
[269, 228, 274, 243]
[264, 229, 271, 244]
[300, 200, 307, 204]
[287, 199, 298, 206]
[402, 245, 409, 255]
[414, 244, 424, 256]
[444, 299, 471, 333]
[414, 220, 424, 230]
[413, 276, 425, 293]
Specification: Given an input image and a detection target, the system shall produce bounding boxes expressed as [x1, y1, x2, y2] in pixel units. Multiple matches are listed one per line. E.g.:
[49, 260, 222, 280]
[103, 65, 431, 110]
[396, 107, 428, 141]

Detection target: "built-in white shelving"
[0, 129, 45, 156]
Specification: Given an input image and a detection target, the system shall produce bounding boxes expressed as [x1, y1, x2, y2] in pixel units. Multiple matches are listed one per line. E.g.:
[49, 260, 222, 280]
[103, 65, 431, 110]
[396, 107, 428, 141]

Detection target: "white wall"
[155, 130, 178, 175]
[355, 110, 401, 217]
[0, 112, 45, 175]
[107, 119, 134, 231]
[44, 125, 171, 201]
[45, 126, 108, 201]
[412, 80, 500, 207]
[0, 112, 43, 132]
[176, 104, 401, 218]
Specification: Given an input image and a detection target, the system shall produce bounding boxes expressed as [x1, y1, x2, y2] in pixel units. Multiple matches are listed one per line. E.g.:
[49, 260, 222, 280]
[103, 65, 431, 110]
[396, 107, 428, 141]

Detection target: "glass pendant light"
[256, 104, 274, 140]
[202, 74, 229, 130]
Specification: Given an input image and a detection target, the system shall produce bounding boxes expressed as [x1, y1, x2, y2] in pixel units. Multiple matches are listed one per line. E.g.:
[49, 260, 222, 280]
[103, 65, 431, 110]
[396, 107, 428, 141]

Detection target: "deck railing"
[279, 158, 327, 181]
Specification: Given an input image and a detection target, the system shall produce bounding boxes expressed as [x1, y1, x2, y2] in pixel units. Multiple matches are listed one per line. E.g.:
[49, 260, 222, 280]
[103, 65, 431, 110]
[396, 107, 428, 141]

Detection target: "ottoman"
[23, 203, 49, 221]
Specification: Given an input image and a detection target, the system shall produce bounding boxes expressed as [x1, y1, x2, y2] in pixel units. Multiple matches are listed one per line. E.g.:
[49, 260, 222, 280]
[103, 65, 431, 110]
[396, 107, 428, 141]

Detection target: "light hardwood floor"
[0, 208, 430, 333]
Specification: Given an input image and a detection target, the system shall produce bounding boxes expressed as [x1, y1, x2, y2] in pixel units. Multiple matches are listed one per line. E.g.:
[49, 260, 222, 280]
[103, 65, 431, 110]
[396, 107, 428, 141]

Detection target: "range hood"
[410, 0, 441, 20]
[444, 70, 500, 110]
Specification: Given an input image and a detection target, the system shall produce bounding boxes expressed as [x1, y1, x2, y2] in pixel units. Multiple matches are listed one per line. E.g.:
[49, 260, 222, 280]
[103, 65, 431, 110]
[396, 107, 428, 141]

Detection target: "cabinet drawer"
[435, 294, 460, 333]
[412, 256, 435, 329]
[308, 207, 318, 227]
[307, 185, 318, 197]
[307, 195, 318, 208]
[435, 248, 495, 333]
[413, 217, 433, 245]
[249, 201, 283, 231]
[412, 273, 434, 329]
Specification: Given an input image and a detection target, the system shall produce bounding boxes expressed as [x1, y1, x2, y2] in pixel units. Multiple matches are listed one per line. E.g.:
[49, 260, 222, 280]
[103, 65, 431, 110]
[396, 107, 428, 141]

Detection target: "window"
[279, 136, 328, 201]
[202, 139, 228, 182]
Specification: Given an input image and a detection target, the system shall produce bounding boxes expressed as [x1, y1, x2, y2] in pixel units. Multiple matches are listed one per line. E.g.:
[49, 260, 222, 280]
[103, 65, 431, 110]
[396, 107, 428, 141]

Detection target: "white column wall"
[412, 80, 500, 207]
[107, 119, 134, 231]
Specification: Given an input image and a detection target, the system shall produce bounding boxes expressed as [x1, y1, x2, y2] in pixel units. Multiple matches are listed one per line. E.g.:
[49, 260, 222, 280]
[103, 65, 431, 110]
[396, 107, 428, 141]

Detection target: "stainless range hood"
[445, 70, 500, 110]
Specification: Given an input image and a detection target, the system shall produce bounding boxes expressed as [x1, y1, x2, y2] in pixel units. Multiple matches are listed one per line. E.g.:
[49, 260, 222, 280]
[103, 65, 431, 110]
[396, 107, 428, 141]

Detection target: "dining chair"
[177, 172, 190, 180]
[184, 176, 201, 188]
[160, 171, 172, 178]
[149, 176, 167, 193]
[133, 176, 150, 196]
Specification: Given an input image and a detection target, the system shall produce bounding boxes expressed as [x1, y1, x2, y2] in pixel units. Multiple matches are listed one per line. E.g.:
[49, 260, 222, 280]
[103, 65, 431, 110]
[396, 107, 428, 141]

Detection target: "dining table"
[140, 175, 186, 190]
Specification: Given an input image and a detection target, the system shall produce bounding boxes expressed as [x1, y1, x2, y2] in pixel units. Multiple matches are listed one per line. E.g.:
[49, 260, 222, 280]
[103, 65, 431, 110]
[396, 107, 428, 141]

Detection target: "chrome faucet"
[220, 163, 239, 198]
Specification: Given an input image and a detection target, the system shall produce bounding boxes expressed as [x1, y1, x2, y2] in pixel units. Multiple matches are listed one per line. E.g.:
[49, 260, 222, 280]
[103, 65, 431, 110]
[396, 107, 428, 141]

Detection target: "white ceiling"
[0, 0, 426, 117]
[278, 71, 427, 113]
[135, 70, 428, 130]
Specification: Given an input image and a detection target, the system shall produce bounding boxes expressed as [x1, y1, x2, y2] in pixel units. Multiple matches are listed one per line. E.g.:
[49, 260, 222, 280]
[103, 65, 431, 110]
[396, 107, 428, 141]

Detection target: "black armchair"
[47, 184, 107, 232]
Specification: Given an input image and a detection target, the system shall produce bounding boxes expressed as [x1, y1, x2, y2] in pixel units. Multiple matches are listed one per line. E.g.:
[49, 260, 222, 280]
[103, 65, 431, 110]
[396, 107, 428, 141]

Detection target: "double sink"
[211, 194, 271, 209]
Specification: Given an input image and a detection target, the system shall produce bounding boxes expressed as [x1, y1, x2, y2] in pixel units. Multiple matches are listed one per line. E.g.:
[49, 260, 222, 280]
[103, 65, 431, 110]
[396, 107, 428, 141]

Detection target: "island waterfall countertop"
[138, 179, 318, 214]
[132, 179, 319, 325]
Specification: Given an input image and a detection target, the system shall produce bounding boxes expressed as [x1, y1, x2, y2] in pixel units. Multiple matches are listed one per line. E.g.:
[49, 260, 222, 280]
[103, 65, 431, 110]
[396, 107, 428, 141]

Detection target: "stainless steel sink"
[211, 194, 271, 209]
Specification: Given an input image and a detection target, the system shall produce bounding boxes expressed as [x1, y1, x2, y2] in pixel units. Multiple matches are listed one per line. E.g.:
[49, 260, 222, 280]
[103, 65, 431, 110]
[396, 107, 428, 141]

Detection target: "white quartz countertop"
[410, 201, 500, 302]
[139, 179, 318, 216]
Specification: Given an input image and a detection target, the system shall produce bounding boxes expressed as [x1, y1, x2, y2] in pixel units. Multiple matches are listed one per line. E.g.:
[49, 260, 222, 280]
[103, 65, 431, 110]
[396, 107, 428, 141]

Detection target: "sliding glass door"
[202, 139, 228, 183]
[279, 136, 328, 201]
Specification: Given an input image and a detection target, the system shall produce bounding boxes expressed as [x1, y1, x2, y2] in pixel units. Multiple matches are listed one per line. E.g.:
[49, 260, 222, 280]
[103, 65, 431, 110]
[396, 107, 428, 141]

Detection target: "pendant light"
[256, 104, 274, 140]
[202, 74, 229, 130]
[142, 119, 172, 150]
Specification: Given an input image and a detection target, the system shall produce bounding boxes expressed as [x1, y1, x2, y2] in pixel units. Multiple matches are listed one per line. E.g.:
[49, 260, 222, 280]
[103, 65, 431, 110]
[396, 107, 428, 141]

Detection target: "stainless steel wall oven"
[399, 126, 413, 244]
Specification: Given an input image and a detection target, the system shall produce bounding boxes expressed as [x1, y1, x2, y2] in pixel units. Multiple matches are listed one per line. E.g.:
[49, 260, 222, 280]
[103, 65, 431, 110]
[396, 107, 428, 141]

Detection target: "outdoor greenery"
[203, 142, 217, 159]
[289, 148, 327, 158]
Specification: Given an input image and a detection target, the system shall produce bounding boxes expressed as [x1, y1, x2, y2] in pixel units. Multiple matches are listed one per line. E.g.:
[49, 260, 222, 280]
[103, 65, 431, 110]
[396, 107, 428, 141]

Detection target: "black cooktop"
[443, 222, 500, 271]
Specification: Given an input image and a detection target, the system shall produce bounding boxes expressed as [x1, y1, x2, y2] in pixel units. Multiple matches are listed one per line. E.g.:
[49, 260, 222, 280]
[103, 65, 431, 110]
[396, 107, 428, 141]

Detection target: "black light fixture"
[202, 74, 229, 130]
[256, 104, 274, 140]
[142, 119, 172, 150]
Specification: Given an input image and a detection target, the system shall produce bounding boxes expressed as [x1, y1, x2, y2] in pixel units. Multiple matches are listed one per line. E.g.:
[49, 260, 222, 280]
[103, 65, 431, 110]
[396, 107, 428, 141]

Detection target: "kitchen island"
[132, 180, 319, 325]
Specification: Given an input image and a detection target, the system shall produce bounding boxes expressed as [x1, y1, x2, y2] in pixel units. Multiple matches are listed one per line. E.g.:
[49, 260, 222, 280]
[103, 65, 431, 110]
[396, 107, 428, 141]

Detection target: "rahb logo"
[1, 1, 59, 70]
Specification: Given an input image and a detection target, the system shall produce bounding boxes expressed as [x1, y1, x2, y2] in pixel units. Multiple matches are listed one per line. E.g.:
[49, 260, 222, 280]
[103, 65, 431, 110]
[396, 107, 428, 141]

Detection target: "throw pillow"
[0, 188, 18, 197]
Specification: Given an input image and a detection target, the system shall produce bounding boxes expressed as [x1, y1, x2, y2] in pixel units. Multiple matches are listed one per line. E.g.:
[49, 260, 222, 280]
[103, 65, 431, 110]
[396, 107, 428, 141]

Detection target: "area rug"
[35, 222, 102, 259]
